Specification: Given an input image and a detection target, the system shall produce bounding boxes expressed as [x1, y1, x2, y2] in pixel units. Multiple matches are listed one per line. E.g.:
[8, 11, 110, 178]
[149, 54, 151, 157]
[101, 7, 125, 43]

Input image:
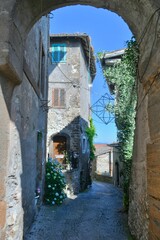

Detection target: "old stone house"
[92, 143, 122, 186]
[47, 34, 96, 195]
[100, 48, 125, 94]
[1, 0, 160, 239]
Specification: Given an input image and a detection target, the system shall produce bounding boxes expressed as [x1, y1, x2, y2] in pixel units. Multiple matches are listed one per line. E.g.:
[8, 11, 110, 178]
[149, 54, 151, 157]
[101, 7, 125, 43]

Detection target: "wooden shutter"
[52, 89, 59, 107]
[60, 89, 65, 107]
[52, 88, 66, 108]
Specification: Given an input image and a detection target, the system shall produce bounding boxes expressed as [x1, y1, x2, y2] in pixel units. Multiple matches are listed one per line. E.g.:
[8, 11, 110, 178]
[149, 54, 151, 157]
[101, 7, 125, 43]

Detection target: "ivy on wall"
[86, 118, 96, 161]
[99, 37, 139, 209]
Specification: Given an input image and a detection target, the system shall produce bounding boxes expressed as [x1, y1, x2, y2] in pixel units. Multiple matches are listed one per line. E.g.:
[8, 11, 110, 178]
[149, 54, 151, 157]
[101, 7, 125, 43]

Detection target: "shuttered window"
[52, 88, 66, 108]
[51, 43, 66, 63]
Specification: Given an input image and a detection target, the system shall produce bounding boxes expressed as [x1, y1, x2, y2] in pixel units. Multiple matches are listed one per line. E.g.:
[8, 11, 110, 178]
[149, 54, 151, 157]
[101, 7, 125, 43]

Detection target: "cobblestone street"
[25, 181, 132, 240]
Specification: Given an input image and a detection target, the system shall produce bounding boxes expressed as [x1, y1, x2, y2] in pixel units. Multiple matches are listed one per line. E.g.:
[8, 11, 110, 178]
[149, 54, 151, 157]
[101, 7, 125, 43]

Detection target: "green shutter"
[51, 43, 66, 63]
[60, 44, 66, 62]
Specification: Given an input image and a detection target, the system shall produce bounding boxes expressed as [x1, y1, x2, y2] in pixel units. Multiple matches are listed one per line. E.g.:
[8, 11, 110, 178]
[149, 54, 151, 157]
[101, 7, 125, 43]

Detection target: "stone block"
[0, 201, 6, 229]
[147, 141, 160, 198]
[147, 141, 160, 238]
[148, 197, 160, 240]
[148, 76, 160, 141]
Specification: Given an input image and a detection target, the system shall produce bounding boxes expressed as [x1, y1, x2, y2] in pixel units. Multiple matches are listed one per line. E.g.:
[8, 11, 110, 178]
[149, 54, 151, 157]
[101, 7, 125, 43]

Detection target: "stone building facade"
[92, 144, 122, 186]
[47, 34, 96, 195]
[1, 0, 160, 239]
[1, 17, 49, 239]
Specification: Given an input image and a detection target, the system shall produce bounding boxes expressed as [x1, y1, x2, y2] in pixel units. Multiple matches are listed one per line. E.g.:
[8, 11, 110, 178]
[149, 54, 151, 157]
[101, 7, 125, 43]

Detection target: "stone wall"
[63, 169, 80, 196]
[147, 74, 160, 239]
[128, 79, 150, 240]
[96, 153, 112, 176]
[5, 17, 49, 239]
[93, 145, 122, 186]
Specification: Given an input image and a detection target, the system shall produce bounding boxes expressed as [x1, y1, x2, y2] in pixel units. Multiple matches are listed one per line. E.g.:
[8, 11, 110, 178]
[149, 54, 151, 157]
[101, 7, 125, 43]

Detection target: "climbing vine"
[99, 37, 139, 209]
[86, 118, 96, 161]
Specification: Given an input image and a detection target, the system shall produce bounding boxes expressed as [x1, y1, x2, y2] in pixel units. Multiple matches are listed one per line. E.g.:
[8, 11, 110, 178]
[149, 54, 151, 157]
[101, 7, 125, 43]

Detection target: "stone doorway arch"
[0, 1, 160, 239]
[48, 133, 70, 164]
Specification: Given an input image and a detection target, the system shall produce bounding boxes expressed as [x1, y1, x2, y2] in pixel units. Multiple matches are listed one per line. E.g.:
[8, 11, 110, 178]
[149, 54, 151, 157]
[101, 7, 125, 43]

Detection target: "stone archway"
[1, 0, 160, 84]
[0, 0, 160, 239]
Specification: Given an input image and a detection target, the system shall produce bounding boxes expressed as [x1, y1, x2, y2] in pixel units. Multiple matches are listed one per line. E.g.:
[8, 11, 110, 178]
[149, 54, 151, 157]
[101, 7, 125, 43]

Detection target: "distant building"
[100, 49, 125, 94]
[96, 49, 126, 186]
[92, 143, 122, 186]
[47, 33, 96, 195]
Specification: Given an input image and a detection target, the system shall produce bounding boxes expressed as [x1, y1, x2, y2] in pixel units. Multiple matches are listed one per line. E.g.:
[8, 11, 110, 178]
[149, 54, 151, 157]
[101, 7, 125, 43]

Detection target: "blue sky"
[50, 5, 132, 143]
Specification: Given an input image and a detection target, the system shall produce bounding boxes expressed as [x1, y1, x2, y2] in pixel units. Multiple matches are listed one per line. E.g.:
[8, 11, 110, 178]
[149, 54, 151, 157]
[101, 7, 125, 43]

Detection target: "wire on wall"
[48, 51, 90, 92]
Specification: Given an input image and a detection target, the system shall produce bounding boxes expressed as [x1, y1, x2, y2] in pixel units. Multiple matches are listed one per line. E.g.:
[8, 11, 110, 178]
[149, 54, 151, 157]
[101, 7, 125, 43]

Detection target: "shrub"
[44, 159, 67, 205]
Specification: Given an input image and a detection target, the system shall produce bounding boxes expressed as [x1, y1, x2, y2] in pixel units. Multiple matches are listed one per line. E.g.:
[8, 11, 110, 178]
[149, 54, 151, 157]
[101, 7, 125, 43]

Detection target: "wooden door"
[53, 136, 67, 164]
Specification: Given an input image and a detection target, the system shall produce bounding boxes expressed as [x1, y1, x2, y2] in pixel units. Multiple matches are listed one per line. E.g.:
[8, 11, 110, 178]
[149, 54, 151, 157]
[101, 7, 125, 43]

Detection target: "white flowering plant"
[44, 159, 67, 205]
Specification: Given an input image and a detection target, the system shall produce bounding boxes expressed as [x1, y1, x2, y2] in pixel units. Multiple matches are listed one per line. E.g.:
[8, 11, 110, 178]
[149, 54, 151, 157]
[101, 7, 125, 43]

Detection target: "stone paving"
[25, 181, 132, 240]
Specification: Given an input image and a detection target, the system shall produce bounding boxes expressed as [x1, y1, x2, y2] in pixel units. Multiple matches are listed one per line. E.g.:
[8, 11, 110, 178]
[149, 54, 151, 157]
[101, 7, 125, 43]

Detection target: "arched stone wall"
[0, 0, 160, 239]
[1, 0, 160, 83]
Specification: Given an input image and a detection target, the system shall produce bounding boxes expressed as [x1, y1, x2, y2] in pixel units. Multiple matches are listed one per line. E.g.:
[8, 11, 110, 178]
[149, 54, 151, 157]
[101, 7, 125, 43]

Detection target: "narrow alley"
[25, 181, 131, 240]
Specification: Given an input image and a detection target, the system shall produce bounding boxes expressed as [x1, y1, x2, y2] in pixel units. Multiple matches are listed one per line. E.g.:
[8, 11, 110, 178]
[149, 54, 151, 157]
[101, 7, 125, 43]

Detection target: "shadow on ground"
[25, 181, 133, 240]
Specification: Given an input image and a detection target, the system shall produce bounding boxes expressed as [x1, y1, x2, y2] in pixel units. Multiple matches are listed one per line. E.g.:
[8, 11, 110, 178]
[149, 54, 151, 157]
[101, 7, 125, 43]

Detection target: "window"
[52, 88, 66, 108]
[82, 136, 87, 154]
[40, 46, 45, 97]
[51, 43, 66, 63]
[36, 131, 43, 182]
[38, 33, 46, 98]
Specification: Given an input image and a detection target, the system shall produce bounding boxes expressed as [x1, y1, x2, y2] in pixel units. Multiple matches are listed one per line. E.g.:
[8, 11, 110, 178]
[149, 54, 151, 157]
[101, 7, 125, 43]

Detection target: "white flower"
[47, 173, 50, 176]
[55, 192, 59, 196]
[60, 195, 63, 199]
[52, 201, 55, 205]
[52, 187, 55, 190]
[54, 198, 57, 200]
[48, 185, 51, 188]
